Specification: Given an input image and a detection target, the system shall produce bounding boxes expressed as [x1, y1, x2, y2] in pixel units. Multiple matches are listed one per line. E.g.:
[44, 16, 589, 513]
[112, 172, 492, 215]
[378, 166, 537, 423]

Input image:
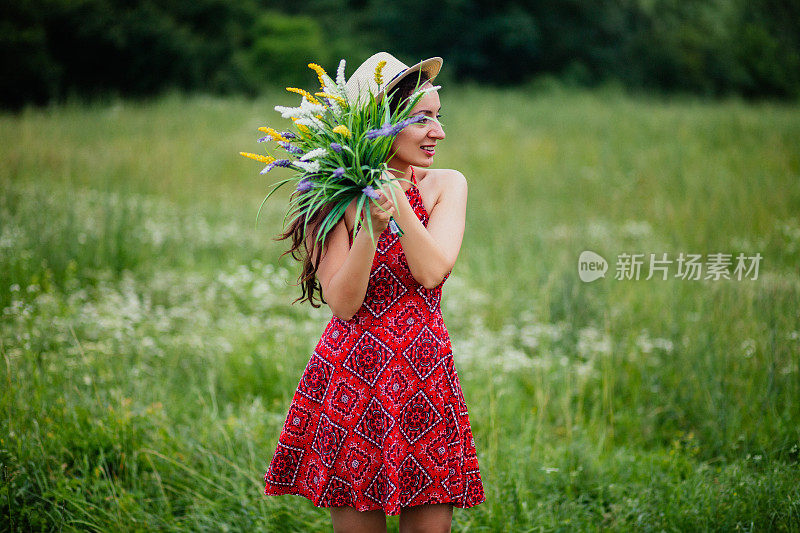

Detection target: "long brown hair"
[276, 70, 433, 307]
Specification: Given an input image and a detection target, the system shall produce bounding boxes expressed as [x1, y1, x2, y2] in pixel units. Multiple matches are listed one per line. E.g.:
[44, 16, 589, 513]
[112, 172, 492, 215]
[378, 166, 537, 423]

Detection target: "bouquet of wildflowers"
[240, 59, 439, 246]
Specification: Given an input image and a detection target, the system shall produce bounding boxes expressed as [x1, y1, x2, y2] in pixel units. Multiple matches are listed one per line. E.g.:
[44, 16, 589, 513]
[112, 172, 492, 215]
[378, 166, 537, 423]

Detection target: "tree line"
[1, 0, 798, 108]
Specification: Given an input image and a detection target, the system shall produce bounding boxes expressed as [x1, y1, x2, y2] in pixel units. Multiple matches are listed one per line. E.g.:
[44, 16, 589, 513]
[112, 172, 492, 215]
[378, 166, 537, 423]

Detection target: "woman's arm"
[309, 217, 380, 321]
[384, 170, 468, 289]
[309, 198, 394, 321]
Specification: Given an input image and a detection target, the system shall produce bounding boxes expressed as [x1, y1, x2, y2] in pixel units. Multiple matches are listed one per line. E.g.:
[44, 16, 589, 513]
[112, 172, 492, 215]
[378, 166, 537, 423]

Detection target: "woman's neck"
[387, 164, 414, 191]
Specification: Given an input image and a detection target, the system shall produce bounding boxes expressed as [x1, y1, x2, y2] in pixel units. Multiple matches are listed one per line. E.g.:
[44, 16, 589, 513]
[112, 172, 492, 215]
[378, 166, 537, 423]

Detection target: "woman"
[263, 52, 485, 532]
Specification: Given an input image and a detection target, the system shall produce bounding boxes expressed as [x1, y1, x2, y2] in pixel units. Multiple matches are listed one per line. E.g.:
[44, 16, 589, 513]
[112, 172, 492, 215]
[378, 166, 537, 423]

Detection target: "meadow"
[1, 83, 799, 531]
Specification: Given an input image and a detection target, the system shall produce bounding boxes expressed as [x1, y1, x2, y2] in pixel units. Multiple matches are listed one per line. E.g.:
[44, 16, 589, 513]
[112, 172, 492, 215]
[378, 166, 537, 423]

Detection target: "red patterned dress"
[263, 168, 486, 515]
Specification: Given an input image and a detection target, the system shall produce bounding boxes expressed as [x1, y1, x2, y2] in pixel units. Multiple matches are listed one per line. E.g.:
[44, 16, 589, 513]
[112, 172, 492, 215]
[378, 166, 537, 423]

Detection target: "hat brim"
[377, 57, 443, 102]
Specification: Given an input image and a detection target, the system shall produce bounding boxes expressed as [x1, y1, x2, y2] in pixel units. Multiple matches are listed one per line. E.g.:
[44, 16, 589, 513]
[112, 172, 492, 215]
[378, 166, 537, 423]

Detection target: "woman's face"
[388, 82, 445, 170]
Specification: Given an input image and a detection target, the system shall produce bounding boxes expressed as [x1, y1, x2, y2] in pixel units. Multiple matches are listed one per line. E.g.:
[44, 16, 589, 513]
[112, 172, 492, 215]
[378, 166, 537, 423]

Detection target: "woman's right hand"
[365, 187, 396, 237]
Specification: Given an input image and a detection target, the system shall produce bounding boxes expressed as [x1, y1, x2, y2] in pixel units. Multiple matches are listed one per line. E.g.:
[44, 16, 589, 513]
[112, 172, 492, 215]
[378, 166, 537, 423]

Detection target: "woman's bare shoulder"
[416, 168, 467, 218]
[419, 167, 466, 185]
[419, 168, 467, 202]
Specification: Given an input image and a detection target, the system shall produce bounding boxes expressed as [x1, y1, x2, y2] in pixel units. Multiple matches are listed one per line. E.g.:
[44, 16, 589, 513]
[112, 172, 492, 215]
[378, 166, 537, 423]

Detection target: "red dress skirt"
[263, 168, 486, 515]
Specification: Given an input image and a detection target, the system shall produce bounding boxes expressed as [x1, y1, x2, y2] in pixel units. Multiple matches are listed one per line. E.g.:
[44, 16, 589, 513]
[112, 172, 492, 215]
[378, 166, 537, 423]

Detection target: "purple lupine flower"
[332, 167, 345, 178]
[365, 116, 427, 139]
[330, 142, 343, 153]
[260, 159, 293, 174]
[389, 115, 427, 135]
[362, 185, 380, 199]
[278, 141, 303, 155]
[280, 131, 297, 139]
[257, 135, 270, 143]
[365, 121, 393, 140]
[296, 178, 315, 193]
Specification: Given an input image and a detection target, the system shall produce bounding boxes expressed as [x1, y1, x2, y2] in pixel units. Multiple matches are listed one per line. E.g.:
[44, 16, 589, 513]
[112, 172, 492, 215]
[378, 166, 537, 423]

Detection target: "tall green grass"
[1, 86, 799, 531]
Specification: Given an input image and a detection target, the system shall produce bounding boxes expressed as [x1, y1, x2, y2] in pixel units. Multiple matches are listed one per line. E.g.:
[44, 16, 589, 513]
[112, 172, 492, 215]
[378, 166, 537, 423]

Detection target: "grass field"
[1, 84, 799, 531]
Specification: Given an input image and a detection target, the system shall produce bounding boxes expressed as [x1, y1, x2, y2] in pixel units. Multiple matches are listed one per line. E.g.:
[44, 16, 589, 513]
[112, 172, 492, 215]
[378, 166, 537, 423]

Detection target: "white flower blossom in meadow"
[520, 330, 540, 350]
[519, 322, 567, 349]
[0, 224, 24, 250]
[528, 355, 553, 371]
[636, 331, 654, 353]
[778, 219, 800, 253]
[652, 337, 674, 352]
[546, 224, 571, 241]
[741, 339, 756, 358]
[577, 326, 612, 357]
[500, 323, 518, 342]
[575, 360, 599, 380]
[498, 348, 534, 373]
[621, 219, 653, 239]
[441, 274, 490, 318]
[587, 220, 612, 242]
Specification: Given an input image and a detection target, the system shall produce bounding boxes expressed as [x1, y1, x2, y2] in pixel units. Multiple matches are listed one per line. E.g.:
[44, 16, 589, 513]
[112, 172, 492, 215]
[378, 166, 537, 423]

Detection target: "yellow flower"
[286, 87, 321, 105]
[308, 63, 329, 91]
[239, 152, 275, 164]
[332, 125, 351, 138]
[374, 60, 387, 86]
[314, 92, 347, 107]
[257, 127, 289, 142]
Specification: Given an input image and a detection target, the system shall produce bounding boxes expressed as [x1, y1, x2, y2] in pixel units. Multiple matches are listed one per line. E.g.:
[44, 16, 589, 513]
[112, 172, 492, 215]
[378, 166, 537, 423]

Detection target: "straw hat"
[344, 52, 443, 108]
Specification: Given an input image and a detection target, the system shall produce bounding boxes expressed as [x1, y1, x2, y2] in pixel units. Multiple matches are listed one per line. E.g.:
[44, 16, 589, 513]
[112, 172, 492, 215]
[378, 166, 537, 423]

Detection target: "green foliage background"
[1, 0, 799, 108]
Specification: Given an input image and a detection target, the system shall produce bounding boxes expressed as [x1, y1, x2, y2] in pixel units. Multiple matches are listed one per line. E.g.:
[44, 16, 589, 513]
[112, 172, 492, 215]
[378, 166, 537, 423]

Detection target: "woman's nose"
[428, 122, 445, 140]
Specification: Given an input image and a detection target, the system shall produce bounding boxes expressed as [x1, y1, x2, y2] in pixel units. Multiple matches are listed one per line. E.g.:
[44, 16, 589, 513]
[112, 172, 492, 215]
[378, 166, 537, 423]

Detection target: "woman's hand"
[365, 185, 397, 237]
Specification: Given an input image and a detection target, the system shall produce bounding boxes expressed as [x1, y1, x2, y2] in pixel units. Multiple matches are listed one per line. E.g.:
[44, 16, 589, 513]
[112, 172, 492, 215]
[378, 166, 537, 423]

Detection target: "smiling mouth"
[421, 145, 436, 155]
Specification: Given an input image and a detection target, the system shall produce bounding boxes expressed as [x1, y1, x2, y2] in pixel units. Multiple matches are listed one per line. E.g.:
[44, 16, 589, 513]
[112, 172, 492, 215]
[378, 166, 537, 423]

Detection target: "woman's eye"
[415, 115, 442, 126]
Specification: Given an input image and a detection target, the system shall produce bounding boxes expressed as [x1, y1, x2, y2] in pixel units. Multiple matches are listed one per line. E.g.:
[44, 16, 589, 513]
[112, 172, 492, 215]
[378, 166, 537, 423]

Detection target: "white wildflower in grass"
[299, 148, 327, 161]
[653, 338, 674, 352]
[621, 219, 653, 238]
[636, 331, 654, 353]
[577, 326, 613, 357]
[499, 348, 534, 373]
[741, 339, 756, 358]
